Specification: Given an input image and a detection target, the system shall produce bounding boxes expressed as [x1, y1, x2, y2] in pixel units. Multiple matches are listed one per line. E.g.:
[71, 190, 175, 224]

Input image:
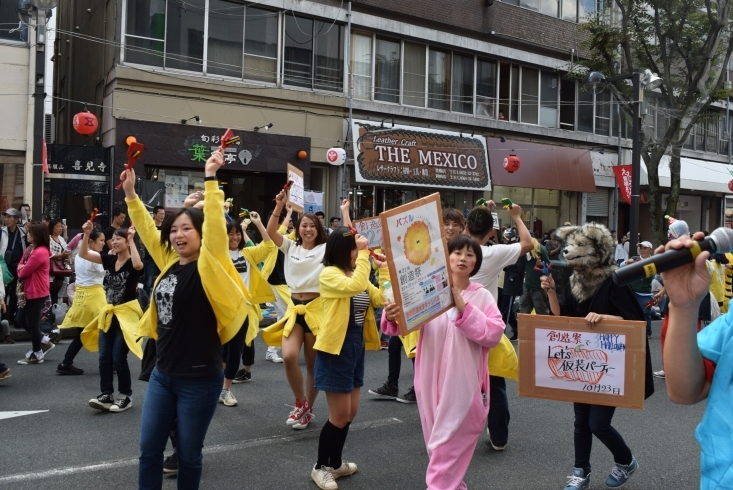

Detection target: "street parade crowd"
[0, 149, 731, 490]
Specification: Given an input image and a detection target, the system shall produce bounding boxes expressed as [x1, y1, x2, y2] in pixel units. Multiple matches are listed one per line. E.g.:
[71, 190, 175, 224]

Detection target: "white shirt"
[471, 243, 523, 301]
[279, 236, 326, 293]
[229, 249, 251, 289]
[74, 254, 106, 287]
[615, 243, 629, 262]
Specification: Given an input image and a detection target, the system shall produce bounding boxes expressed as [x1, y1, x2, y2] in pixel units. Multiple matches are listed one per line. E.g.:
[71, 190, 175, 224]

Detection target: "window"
[476, 59, 497, 118]
[451, 53, 474, 114]
[577, 87, 594, 133]
[428, 48, 451, 111]
[374, 37, 400, 103]
[314, 22, 344, 91]
[656, 99, 670, 140]
[695, 121, 706, 151]
[578, 0, 597, 20]
[707, 112, 718, 153]
[611, 98, 629, 138]
[521, 0, 540, 10]
[166, 0, 205, 72]
[559, 78, 576, 130]
[283, 15, 313, 87]
[499, 62, 518, 121]
[520, 67, 539, 124]
[124, 0, 165, 67]
[683, 128, 694, 149]
[595, 90, 610, 136]
[720, 115, 730, 155]
[562, 0, 578, 21]
[0, 2, 24, 42]
[351, 33, 372, 100]
[540, 0, 560, 16]
[244, 7, 278, 83]
[207, 0, 244, 77]
[540, 71, 558, 127]
[403, 42, 426, 107]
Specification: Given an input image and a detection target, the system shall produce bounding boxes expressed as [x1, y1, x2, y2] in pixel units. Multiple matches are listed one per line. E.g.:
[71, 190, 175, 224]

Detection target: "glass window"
[0, 2, 23, 42]
[707, 112, 719, 153]
[284, 14, 313, 88]
[125, 0, 166, 66]
[520, 67, 539, 124]
[352, 33, 372, 100]
[540, 0, 560, 16]
[540, 71, 558, 127]
[559, 78, 575, 130]
[451, 53, 474, 114]
[428, 49, 451, 111]
[720, 115, 730, 155]
[562, 0, 577, 21]
[314, 22, 343, 91]
[684, 127, 694, 149]
[476, 59, 497, 118]
[595, 90, 610, 136]
[374, 37, 400, 103]
[578, 0, 596, 19]
[403, 42, 426, 107]
[695, 121, 706, 151]
[166, 0, 205, 72]
[656, 99, 669, 140]
[244, 7, 278, 83]
[510, 65, 520, 121]
[577, 87, 594, 133]
[611, 98, 629, 138]
[206, 0, 244, 78]
[521, 0, 540, 10]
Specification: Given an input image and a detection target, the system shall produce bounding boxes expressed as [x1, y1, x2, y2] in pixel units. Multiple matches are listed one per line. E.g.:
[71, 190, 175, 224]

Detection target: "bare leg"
[303, 332, 318, 407]
[282, 324, 306, 401]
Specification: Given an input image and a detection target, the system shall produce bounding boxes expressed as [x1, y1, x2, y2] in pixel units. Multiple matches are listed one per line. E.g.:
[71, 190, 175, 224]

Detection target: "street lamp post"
[583, 69, 662, 254]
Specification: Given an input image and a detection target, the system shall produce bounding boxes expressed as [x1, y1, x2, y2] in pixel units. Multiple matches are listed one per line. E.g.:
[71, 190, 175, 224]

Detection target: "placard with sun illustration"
[380, 192, 454, 334]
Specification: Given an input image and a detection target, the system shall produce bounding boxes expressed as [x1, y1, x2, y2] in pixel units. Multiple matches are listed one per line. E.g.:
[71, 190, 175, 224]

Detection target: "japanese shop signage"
[612, 165, 633, 205]
[46, 144, 112, 176]
[351, 120, 491, 191]
[517, 314, 647, 410]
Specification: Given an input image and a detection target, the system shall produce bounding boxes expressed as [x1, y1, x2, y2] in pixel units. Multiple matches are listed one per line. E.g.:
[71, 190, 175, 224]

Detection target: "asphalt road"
[0, 321, 705, 490]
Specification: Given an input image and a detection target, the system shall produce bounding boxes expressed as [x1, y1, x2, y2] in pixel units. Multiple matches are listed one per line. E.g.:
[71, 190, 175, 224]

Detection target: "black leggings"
[18, 297, 46, 352]
[221, 318, 248, 380]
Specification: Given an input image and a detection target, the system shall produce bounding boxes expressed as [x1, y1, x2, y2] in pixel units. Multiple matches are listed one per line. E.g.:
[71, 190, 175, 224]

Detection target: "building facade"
[52, 0, 733, 240]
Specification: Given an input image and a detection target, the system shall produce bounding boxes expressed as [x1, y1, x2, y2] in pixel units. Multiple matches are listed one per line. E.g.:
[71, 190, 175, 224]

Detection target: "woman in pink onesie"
[381, 234, 505, 489]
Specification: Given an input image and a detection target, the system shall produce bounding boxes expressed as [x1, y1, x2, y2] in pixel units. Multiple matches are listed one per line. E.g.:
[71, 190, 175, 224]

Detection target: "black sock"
[316, 420, 340, 469]
[330, 422, 351, 468]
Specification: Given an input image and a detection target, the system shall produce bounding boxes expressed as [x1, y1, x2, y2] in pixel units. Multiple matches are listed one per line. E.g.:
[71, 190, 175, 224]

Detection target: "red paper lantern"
[503, 154, 521, 173]
[298, 150, 308, 160]
[728, 179, 733, 193]
[73, 111, 98, 135]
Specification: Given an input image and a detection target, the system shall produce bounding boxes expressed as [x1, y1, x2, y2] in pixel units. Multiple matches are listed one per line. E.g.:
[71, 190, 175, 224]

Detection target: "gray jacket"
[0, 225, 27, 258]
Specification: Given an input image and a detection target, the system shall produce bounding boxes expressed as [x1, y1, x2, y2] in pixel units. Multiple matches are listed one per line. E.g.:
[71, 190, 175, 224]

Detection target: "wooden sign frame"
[286, 163, 304, 213]
[517, 314, 647, 409]
[380, 192, 454, 335]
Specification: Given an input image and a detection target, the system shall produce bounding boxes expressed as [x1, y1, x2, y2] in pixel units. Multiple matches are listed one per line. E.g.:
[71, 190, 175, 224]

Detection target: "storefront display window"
[491, 185, 560, 236]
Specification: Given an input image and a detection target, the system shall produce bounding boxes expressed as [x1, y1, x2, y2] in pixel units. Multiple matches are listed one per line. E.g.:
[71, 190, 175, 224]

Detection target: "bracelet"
[204, 176, 217, 181]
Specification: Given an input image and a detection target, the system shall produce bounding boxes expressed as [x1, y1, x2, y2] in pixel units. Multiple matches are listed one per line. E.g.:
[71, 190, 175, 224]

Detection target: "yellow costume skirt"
[59, 284, 107, 329]
[261, 296, 323, 347]
[80, 299, 144, 359]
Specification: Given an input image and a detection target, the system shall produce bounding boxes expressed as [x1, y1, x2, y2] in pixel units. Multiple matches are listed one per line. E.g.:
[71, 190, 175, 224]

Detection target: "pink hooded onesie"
[382, 282, 505, 489]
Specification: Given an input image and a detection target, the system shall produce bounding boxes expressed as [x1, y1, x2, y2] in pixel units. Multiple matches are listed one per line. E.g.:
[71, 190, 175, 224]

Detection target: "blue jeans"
[487, 375, 510, 445]
[99, 319, 131, 396]
[633, 292, 653, 336]
[139, 368, 223, 490]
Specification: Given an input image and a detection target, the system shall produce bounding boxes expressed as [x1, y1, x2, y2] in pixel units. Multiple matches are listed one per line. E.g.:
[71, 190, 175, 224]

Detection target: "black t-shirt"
[267, 250, 287, 286]
[153, 261, 221, 378]
[559, 276, 654, 400]
[502, 255, 527, 297]
[101, 254, 141, 305]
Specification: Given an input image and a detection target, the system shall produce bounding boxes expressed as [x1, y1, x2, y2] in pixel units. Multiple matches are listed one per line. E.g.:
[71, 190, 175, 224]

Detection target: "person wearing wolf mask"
[540, 223, 654, 490]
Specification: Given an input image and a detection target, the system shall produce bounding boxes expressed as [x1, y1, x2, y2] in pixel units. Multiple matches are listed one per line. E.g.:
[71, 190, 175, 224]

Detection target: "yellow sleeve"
[242, 239, 276, 265]
[201, 180, 229, 266]
[125, 195, 175, 270]
[319, 250, 371, 298]
[367, 266, 390, 308]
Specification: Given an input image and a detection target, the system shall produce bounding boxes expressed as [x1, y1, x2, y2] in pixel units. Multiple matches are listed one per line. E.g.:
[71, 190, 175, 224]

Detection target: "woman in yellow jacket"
[219, 213, 276, 406]
[121, 150, 249, 490]
[310, 228, 389, 490]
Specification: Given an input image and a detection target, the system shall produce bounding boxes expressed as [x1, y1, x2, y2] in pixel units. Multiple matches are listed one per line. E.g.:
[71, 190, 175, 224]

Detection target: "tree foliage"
[577, 0, 733, 244]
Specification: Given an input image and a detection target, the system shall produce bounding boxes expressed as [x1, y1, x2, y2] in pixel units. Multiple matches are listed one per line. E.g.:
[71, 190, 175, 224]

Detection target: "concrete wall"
[0, 44, 30, 153]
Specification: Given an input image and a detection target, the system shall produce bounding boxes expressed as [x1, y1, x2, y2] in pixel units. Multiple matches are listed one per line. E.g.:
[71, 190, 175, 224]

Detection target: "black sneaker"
[232, 369, 252, 384]
[163, 452, 178, 474]
[89, 393, 115, 411]
[49, 329, 62, 344]
[57, 363, 84, 375]
[109, 396, 132, 413]
[368, 381, 398, 399]
[396, 386, 417, 404]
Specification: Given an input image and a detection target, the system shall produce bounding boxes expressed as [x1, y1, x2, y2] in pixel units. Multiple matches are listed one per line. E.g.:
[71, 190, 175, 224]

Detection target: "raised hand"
[661, 232, 711, 310]
[121, 168, 137, 199]
[82, 220, 93, 236]
[204, 149, 224, 177]
[452, 286, 466, 313]
[356, 234, 369, 250]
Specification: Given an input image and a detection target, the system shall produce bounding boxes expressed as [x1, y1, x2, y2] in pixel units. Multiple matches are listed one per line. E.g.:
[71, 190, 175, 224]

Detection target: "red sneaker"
[286, 399, 307, 426]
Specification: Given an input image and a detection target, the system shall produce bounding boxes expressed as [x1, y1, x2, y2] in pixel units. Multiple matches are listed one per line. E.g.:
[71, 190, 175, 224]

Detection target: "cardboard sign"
[286, 163, 304, 213]
[354, 217, 383, 249]
[517, 314, 647, 409]
[380, 193, 454, 335]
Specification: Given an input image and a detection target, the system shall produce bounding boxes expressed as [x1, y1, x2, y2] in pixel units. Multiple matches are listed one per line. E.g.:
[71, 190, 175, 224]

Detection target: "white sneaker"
[265, 347, 283, 363]
[653, 370, 665, 379]
[311, 465, 338, 490]
[331, 460, 357, 479]
[220, 389, 237, 407]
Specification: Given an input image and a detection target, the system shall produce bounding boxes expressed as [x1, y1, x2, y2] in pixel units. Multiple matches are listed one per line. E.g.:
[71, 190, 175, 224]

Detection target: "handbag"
[0, 255, 12, 286]
[50, 258, 72, 277]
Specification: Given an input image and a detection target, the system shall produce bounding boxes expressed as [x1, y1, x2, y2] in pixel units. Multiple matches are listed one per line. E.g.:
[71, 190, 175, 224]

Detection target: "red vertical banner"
[612, 165, 633, 205]
[42, 138, 49, 175]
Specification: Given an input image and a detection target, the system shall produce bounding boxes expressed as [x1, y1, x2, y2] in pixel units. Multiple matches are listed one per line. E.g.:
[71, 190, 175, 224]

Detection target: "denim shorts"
[314, 325, 365, 394]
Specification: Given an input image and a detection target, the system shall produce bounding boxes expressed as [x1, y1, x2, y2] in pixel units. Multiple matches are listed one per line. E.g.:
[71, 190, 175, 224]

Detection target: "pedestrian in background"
[0, 207, 27, 325]
[48, 219, 70, 305]
[519, 238, 551, 316]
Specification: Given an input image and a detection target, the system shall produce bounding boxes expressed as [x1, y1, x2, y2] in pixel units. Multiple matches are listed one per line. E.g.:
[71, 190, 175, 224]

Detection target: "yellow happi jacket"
[237, 239, 277, 346]
[80, 300, 144, 359]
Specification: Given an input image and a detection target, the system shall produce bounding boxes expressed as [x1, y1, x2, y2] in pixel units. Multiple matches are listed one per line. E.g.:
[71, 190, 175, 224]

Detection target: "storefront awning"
[640, 156, 732, 194]
[486, 138, 596, 192]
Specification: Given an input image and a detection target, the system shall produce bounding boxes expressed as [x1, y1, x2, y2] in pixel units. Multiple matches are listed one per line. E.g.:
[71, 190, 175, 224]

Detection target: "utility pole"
[628, 71, 641, 254]
[31, 8, 47, 218]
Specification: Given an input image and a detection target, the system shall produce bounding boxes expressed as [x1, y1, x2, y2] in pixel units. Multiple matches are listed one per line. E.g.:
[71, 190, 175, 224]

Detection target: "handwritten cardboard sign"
[286, 163, 304, 213]
[517, 314, 647, 409]
[380, 193, 454, 335]
[354, 217, 383, 249]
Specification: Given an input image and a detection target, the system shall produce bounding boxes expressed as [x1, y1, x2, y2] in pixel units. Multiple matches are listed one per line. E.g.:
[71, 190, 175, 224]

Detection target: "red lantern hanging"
[73, 111, 98, 135]
[728, 179, 733, 193]
[503, 153, 521, 173]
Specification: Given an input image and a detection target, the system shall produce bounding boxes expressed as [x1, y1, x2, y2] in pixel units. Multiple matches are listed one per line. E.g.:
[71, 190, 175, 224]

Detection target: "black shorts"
[292, 297, 314, 335]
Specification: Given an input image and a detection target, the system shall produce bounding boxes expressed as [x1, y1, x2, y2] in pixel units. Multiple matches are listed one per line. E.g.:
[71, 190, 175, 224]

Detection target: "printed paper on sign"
[354, 217, 383, 249]
[286, 163, 305, 213]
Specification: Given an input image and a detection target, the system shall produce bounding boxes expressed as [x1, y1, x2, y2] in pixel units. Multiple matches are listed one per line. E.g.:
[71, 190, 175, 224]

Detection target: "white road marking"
[0, 410, 48, 420]
[0, 417, 403, 484]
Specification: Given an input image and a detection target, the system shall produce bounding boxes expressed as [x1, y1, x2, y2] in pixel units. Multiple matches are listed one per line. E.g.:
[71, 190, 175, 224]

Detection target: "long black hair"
[322, 226, 357, 271]
[295, 213, 328, 246]
[226, 221, 247, 250]
[159, 208, 204, 251]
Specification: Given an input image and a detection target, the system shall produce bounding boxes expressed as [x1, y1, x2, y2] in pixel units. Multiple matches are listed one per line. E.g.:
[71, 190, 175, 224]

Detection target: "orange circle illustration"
[403, 221, 432, 266]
